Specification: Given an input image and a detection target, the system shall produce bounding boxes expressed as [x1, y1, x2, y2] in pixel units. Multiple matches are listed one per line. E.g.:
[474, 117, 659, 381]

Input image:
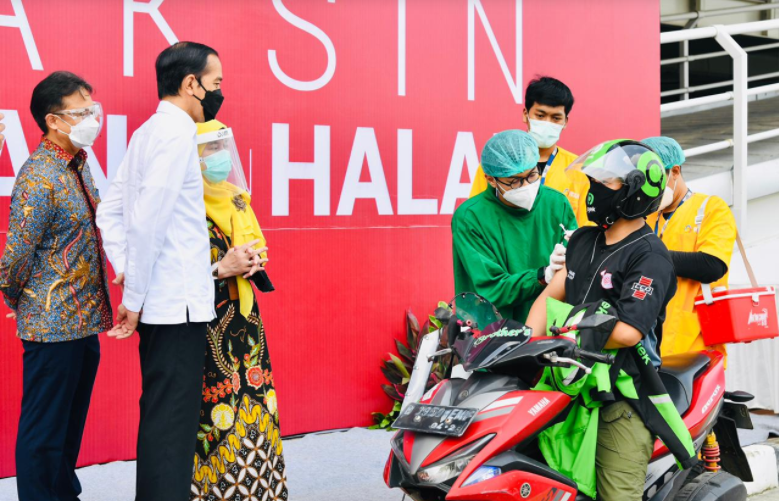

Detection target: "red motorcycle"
[384, 293, 755, 501]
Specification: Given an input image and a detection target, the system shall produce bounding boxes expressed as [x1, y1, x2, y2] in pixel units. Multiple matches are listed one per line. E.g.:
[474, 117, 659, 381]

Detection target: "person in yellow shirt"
[643, 136, 737, 360]
[469, 77, 590, 226]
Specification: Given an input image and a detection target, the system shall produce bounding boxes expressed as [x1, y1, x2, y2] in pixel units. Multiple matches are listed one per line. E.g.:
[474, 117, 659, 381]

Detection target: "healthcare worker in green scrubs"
[452, 130, 578, 322]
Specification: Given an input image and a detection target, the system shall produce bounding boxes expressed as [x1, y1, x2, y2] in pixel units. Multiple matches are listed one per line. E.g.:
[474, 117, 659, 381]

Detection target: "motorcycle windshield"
[449, 293, 530, 371]
[452, 293, 502, 331]
[461, 319, 532, 371]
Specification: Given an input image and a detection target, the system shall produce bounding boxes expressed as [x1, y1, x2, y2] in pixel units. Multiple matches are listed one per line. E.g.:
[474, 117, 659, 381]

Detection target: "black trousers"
[16, 335, 100, 501]
[136, 321, 207, 501]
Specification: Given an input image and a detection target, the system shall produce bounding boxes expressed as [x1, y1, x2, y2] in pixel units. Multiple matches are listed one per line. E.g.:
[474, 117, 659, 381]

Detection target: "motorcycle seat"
[658, 353, 711, 416]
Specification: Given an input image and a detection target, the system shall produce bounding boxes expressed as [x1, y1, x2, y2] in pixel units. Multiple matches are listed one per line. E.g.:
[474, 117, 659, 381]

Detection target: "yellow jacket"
[468, 146, 591, 227]
[646, 193, 737, 360]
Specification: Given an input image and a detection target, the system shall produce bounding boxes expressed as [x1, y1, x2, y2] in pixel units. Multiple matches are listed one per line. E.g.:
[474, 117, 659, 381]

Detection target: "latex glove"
[544, 265, 555, 284]
[549, 243, 567, 270]
[544, 244, 567, 284]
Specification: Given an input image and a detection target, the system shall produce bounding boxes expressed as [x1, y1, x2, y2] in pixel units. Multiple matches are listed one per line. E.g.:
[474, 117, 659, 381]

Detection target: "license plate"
[392, 403, 479, 437]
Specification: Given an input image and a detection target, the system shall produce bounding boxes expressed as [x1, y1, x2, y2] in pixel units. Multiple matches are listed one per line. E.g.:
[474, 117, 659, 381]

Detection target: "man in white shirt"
[96, 41, 223, 501]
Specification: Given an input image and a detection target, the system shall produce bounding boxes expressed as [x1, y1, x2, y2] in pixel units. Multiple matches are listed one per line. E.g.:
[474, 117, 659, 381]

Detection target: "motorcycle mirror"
[434, 307, 453, 324]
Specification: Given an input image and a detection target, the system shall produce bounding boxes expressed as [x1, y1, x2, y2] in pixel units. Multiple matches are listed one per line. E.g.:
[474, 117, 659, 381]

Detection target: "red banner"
[0, 0, 659, 476]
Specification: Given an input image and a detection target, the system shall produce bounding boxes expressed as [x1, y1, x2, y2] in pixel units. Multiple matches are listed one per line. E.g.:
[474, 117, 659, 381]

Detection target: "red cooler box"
[695, 286, 779, 345]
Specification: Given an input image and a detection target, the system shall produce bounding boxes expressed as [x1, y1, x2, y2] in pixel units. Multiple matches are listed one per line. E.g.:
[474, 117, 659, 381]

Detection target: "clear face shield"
[566, 140, 654, 188]
[196, 127, 248, 195]
[54, 102, 104, 137]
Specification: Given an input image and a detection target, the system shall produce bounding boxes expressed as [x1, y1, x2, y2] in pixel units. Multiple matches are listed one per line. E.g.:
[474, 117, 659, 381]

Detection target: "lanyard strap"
[655, 189, 693, 237]
[540, 148, 558, 186]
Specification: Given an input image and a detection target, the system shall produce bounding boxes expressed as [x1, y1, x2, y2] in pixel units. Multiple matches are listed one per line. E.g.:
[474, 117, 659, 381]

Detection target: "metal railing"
[662, 3, 779, 101]
[660, 19, 779, 234]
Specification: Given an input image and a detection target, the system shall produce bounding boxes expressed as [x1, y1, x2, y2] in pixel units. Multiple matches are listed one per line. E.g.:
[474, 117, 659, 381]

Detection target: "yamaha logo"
[520, 483, 531, 498]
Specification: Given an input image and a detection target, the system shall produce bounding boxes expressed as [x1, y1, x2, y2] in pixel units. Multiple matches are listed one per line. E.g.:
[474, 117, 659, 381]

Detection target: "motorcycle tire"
[672, 471, 746, 501]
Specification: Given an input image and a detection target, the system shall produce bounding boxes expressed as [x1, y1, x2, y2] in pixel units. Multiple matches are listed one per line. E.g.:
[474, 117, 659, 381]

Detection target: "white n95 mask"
[56, 115, 101, 149]
[528, 119, 564, 149]
[497, 179, 541, 211]
[658, 178, 677, 212]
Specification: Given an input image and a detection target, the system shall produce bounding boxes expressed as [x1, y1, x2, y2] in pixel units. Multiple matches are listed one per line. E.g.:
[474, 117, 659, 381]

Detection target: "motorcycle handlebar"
[574, 348, 615, 365]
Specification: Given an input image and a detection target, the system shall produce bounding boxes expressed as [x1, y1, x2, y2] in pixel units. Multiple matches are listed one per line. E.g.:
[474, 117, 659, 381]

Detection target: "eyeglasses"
[495, 169, 540, 190]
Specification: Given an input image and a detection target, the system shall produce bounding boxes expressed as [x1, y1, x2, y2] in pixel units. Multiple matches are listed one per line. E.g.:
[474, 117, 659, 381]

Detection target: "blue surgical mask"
[202, 150, 232, 183]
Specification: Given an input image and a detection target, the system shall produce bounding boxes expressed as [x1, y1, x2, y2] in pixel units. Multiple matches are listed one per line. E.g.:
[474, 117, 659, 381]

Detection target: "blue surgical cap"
[481, 130, 540, 178]
[642, 136, 685, 170]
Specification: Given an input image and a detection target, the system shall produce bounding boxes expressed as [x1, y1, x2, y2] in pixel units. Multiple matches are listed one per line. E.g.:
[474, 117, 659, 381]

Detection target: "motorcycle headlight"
[415, 434, 494, 485]
[462, 465, 502, 487]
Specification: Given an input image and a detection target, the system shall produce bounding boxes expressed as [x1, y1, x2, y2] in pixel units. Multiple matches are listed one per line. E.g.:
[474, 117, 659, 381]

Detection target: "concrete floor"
[0, 428, 402, 501]
[1, 426, 777, 501]
[753, 489, 779, 500]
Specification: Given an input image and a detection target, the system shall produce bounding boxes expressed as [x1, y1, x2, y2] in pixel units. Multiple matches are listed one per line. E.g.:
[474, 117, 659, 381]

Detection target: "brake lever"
[543, 352, 592, 374]
[428, 348, 453, 361]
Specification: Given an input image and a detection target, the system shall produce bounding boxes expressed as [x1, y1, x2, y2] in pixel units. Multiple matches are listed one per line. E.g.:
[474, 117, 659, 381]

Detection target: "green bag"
[533, 298, 614, 499]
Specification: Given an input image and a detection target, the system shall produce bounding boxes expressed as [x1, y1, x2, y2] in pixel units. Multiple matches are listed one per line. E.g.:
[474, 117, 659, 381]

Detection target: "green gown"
[451, 185, 577, 322]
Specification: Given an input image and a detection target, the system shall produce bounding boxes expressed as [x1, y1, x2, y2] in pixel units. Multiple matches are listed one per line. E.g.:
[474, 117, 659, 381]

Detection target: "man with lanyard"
[526, 140, 695, 501]
[469, 77, 590, 227]
[453, 130, 577, 323]
[643, 136, 736, 360]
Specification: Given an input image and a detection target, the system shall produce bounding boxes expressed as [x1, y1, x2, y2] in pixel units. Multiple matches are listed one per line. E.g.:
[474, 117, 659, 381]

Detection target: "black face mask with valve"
[586, 180, 624, 229]
[195, 78, 224, 122]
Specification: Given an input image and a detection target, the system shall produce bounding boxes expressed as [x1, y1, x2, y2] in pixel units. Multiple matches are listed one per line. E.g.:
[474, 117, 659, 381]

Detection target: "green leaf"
[392, 401, 402, 412]
[201, 424, 212, 433]
[197, 432, 206, 441]
[438, 301, 449, 309]
[406, 310, 420, 348]
[203, 440, 210, 455]
[251, 355, 259, 366]
[395, 339, 414, 363]
[368, 424, 381, 430]
[429, 315, 442, 329]
[251, 344, 261, 357]
[213, 428, 221, 441]
[381, 364, 404, 384]
[389, 353, 410, 379]
[401, 377, 409, 385]
[228, 340, 233, 354]
[248, 336, 255, 346]
[382, 384, 403, 401]
[380, 417, 390, 427]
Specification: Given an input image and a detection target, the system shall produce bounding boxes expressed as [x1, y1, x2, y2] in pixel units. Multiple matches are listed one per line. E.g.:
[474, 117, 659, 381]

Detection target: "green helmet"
[567, 139, 667, 224]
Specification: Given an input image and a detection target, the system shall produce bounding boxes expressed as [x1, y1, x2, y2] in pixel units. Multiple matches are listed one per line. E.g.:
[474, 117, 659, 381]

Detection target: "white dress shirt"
[96, 101, 216, 324]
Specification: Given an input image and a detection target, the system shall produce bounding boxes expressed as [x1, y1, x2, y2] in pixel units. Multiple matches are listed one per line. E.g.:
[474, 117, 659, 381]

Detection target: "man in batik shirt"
[0, 71, 112, 501]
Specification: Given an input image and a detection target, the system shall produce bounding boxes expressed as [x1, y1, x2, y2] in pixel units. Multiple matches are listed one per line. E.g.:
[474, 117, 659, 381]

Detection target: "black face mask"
[195, 78, 224, 122]
[586, 180, 621, 229]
